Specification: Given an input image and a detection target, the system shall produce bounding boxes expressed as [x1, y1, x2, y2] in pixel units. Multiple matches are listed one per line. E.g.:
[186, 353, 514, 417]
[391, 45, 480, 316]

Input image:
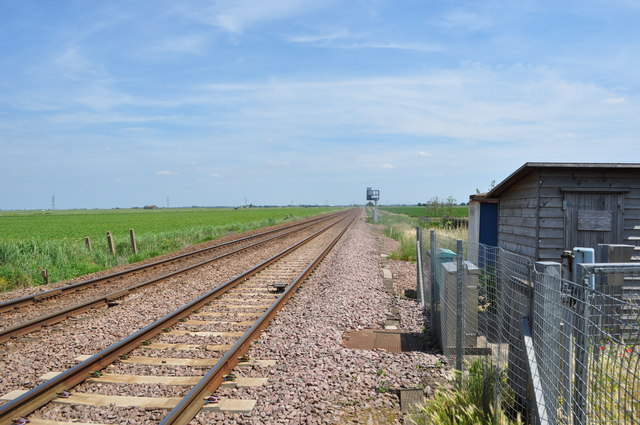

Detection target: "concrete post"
[538, 257, 575, 422]
[534, 261, 563, 425]
[456, 239, 464, 371]
[416, 227, 424, 308]
[596, 244, 634, 341]
[429, 230, 437, 336]
[441, 259, 480, 350]
[85, 236, 92, 251]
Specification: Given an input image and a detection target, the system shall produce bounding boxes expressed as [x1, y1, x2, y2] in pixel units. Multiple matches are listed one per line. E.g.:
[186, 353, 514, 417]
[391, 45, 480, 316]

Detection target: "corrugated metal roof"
[485, 162, 640, 198]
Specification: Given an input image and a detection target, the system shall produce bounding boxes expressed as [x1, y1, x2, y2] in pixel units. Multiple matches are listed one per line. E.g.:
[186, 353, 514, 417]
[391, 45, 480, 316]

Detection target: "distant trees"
[475, 180, 496, 195]
[424, 196, 458, 218]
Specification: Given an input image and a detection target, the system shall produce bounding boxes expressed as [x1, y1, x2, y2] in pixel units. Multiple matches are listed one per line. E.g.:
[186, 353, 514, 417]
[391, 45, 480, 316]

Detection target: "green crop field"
[0, 207, 341, 292]
[379, 205, 468, 218]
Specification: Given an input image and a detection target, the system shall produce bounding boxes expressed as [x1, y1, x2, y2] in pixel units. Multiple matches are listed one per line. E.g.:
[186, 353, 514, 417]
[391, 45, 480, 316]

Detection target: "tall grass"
[378, 212, 419, 261]
[408, 360, 522, 425]
[374, 210, 468, 262]
[0, 217, 287, 292]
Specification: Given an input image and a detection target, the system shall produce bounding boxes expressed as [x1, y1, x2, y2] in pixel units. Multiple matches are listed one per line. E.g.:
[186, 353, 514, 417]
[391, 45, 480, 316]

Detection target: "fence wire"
[417, 229, 640, 425]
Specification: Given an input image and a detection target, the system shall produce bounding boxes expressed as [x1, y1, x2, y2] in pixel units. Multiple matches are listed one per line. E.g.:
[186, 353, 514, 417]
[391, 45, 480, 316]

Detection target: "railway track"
[0, 210, 350, 342]
[0, 209, 357, 425]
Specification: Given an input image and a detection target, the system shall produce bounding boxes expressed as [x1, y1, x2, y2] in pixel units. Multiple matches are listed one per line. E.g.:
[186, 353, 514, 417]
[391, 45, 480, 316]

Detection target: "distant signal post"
[366, 187, 380, 223]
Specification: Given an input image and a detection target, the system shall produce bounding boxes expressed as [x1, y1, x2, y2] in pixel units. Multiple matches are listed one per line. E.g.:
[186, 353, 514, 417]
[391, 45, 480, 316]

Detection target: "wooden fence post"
[40, 268, 49, 284]
[85, 236, 92, 251]
[106, 231, 115, 255]
[130, 228, 138, 254]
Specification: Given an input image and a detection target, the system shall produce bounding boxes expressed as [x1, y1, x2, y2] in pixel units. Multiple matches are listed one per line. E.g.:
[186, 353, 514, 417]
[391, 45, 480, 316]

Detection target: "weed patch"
[408, 360, 522, 425]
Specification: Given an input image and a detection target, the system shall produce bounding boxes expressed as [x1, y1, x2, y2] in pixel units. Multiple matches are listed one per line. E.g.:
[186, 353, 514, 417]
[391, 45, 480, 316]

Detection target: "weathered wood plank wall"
[497, 171, 539, 259]
[496, 168, 640, 263]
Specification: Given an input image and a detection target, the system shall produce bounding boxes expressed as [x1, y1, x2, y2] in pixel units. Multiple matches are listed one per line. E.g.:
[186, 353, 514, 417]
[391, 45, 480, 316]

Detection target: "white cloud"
[438, 10, 493, 32]
[286, 29, 441, 52]
[365, 163, 396, 170]
[177, 0, 330, 34]
[340, 42, 441, 52]
[265, 159, 290, 166]
[552, 132, 583, 140]
[210, 172, 221, 177]
[74, 86, 135, 111]
[603, 97, 627, 104]
[54, 47, 107, 81]
[188, 66, 640, 164]
[287, 29, 349, 43]
[155, 170, 177, 176]
[153, 34, 209, 54]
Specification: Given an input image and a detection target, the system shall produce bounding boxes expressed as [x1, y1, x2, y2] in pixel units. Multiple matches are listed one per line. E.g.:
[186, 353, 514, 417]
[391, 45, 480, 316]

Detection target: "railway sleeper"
[1, 390, 257, 413]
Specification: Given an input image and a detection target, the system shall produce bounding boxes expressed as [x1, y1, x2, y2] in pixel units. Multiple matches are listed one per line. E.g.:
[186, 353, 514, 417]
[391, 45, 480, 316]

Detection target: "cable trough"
[0, 210, 357, 425]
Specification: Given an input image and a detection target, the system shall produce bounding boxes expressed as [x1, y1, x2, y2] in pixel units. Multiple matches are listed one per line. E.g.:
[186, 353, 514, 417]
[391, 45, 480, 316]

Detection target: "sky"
[1, 0, 640, 209]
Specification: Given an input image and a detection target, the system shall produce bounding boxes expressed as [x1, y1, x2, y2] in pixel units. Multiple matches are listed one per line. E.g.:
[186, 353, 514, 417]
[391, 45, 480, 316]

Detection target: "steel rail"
[160, 212, 356, 425]
[0, 211, 351, 343]
[0, 210, 346, 314]
[0, 210, 357, 425]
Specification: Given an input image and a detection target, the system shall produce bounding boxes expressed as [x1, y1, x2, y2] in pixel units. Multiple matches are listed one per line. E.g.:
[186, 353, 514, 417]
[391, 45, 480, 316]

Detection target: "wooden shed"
[485, 162, 640, 264]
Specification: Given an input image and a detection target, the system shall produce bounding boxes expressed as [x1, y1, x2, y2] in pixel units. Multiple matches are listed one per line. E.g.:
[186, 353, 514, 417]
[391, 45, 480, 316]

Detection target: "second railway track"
[0, 209, 358, 425]
[0, 210, 351, 342]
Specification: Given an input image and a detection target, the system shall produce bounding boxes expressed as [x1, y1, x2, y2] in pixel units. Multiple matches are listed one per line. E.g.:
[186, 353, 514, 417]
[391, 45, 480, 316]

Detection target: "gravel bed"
[0, 222, 328, 331]
[153, 334, 237, 346]
[191, 216, 448, 425]
[126, 347, 221, 359]
[105, 362, 210, 376]
[177, 323, 251, 333]
[3, 213, 450, 424]
[73, 381, 192, 398]
[18, 223, 349, 424]
[0, 225, 336, 398]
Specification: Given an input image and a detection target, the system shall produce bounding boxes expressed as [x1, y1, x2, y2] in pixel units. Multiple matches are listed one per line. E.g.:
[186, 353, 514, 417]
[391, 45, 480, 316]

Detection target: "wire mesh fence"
[417, 229, 640, 425]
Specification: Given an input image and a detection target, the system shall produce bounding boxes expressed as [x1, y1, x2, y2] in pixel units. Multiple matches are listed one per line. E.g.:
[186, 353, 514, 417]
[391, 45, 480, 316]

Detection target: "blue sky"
[1, 0, 639, 209]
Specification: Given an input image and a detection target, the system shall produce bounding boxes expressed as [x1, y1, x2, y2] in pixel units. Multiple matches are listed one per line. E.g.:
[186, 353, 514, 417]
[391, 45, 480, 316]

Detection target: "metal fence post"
[416, 226, 425, 308]
[456, 239, 464, 372]
[430, 230, 437, 336]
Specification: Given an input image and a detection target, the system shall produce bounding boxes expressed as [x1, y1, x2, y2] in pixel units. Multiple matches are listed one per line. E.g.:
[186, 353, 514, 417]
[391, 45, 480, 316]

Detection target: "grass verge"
[0, 208, 337, 292]
[373, 210, 468, 262]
